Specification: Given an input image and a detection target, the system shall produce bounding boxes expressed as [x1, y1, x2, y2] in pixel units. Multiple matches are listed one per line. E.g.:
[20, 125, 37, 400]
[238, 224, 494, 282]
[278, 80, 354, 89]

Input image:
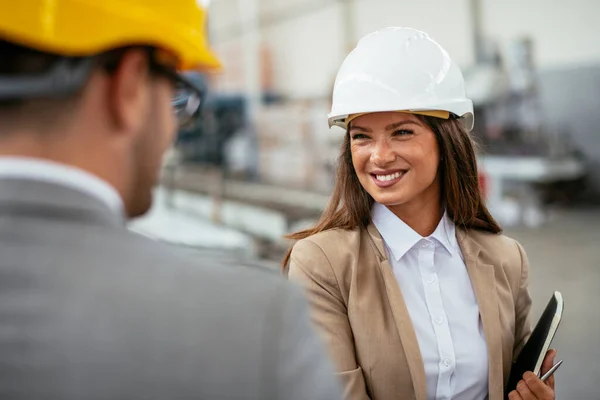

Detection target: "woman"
[283, 27, 557, 400]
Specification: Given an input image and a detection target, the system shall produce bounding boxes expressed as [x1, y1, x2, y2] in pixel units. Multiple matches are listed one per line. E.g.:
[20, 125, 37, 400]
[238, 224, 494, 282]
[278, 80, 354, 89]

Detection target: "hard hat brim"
[329, 109, 474, 132]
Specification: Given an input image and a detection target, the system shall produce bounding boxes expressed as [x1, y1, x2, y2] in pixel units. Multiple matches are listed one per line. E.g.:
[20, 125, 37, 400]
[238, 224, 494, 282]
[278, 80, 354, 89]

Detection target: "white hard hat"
[329, 27, 474, 132]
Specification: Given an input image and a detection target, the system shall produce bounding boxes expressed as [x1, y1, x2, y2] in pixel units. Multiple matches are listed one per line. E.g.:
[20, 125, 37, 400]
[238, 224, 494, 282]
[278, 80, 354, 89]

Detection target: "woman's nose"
[370, 138, 396, 165]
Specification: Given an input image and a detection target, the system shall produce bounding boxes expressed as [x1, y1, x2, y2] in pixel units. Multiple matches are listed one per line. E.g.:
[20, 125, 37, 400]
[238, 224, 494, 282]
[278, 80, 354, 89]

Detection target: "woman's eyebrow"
[385, 121, 419, 130]
[349, 125, 372, 133]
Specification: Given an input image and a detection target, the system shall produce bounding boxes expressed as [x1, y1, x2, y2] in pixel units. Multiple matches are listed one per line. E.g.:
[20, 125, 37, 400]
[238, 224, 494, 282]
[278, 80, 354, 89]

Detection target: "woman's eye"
[351, 133, 369, 140]
[393, 129, 413, 136]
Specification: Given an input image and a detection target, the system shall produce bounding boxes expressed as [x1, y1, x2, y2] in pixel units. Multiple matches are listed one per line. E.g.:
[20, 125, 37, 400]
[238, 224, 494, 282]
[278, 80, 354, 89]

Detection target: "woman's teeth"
[375, 172, 403, 182]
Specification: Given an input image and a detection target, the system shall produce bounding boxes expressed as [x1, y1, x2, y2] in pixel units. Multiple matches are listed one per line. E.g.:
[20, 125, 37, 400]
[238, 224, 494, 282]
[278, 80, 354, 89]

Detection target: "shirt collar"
[430, 211, 457, 256]
[371, 202, 457, 261]
[0, 156, 125, 219]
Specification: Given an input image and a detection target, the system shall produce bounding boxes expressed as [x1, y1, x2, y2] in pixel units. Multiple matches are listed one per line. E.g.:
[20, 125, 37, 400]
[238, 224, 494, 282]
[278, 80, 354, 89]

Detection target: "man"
[0, 2, 341, 399]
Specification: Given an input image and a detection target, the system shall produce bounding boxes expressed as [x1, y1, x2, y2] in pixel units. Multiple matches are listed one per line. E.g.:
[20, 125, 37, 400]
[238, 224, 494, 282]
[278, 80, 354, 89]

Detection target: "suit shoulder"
[166, 243, 283, 284]
[167, 242, 281, 276]
[288, 227, 366, 284]
[292, 227, 362, 255]
[102, 229, 287, 295]
[468, 229, 520, 247]
[467, 229, 526, 268]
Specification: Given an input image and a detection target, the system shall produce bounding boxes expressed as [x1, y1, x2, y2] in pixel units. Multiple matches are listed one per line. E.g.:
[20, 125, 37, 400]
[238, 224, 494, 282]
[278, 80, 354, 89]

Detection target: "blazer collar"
[0, 157, 125, 218]
[0, 178, 125, 228]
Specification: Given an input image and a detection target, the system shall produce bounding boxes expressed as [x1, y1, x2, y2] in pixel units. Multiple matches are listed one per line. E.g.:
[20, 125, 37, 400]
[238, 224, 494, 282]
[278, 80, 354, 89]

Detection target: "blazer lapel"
[367, 224, 428, 400]
[458, 230, 504, 400]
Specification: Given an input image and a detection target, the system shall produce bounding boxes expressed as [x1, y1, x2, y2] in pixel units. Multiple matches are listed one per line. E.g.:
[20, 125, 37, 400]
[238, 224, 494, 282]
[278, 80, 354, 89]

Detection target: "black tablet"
[505, 291, 564, 397]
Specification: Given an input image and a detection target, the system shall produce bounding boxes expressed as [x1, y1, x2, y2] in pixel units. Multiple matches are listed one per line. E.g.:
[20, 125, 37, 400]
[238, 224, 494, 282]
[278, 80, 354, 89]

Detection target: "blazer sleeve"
[287, 238, 371, 400]
[512, 240, 533, 360]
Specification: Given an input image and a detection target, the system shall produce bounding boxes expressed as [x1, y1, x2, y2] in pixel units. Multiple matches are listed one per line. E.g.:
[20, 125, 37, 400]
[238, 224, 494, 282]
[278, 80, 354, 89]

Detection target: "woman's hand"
[508, 349, 557, 400]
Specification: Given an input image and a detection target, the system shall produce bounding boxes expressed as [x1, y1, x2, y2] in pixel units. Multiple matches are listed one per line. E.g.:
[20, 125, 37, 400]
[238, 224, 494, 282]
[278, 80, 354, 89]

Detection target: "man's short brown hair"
[0, 41, 64, 108]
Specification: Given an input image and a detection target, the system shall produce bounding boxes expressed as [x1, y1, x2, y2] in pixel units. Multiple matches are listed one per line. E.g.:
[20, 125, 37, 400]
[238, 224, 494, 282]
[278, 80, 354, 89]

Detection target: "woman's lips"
[370, 170, 406, 188]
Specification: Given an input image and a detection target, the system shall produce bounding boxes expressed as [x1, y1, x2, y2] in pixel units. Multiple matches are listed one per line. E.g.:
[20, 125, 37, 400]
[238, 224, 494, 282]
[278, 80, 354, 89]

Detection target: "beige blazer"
[288, 223, 532, 400]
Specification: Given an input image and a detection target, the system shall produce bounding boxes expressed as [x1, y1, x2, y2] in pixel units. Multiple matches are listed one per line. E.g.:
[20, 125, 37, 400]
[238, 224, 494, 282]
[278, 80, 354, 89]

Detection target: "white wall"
[352, 0, 474, 67]
[208, 0, 600, 98]
[482, 0, 600, 69]
[209, 0, 346, 97]
[261, 2, 345, 99]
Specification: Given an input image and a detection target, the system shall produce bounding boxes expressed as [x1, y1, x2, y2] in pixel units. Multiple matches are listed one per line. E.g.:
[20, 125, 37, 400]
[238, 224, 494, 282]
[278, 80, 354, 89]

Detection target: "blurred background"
[128, 0, 599, 397]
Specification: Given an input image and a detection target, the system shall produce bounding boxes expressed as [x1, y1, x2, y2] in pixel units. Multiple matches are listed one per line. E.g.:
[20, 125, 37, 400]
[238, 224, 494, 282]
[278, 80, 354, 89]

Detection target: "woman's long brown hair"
[281, 115, 501, 270]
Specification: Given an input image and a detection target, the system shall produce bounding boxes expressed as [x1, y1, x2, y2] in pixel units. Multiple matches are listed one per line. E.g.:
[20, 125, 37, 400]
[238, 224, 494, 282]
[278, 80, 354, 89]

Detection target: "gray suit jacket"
[0, 178, 341, 400]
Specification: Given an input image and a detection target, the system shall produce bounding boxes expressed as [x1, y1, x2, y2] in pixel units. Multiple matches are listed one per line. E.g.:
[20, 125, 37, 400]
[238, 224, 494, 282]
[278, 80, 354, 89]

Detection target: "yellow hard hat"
[0, 0, 221, 71]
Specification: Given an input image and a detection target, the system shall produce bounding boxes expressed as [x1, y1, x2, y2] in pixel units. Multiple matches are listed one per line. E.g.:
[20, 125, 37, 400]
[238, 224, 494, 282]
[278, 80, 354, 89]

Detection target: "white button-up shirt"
[372, 203, 489, 400]
[0, 156, 125, 219]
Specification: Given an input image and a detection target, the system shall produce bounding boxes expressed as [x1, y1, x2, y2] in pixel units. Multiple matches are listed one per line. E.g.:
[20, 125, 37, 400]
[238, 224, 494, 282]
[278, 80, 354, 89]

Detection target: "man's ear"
[107, 49, 151, 136]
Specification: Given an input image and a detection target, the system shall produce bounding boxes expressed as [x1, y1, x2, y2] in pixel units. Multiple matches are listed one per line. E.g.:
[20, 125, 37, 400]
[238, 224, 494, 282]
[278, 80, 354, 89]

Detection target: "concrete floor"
[505, 209, 600, 399]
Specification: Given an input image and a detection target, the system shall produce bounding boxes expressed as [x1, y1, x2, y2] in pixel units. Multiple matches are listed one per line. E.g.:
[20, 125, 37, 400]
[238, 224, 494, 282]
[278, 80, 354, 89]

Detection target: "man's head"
[0, 0, 221, 218]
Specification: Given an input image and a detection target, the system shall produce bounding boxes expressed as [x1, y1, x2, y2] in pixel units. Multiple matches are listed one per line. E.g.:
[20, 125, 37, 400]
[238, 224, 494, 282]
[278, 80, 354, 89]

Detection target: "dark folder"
[505, 291, 564, 398]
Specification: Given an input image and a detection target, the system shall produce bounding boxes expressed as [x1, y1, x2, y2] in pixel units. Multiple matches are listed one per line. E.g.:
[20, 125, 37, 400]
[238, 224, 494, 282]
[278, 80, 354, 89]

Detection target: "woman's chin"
[371, 193, 408, 207]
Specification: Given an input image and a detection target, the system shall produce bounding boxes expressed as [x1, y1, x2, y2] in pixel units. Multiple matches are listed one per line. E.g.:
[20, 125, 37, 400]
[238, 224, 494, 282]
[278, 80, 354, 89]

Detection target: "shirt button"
[434, 317, 443, 324]
[443, 358, 452, 367]
[427, 277, 436, 284]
